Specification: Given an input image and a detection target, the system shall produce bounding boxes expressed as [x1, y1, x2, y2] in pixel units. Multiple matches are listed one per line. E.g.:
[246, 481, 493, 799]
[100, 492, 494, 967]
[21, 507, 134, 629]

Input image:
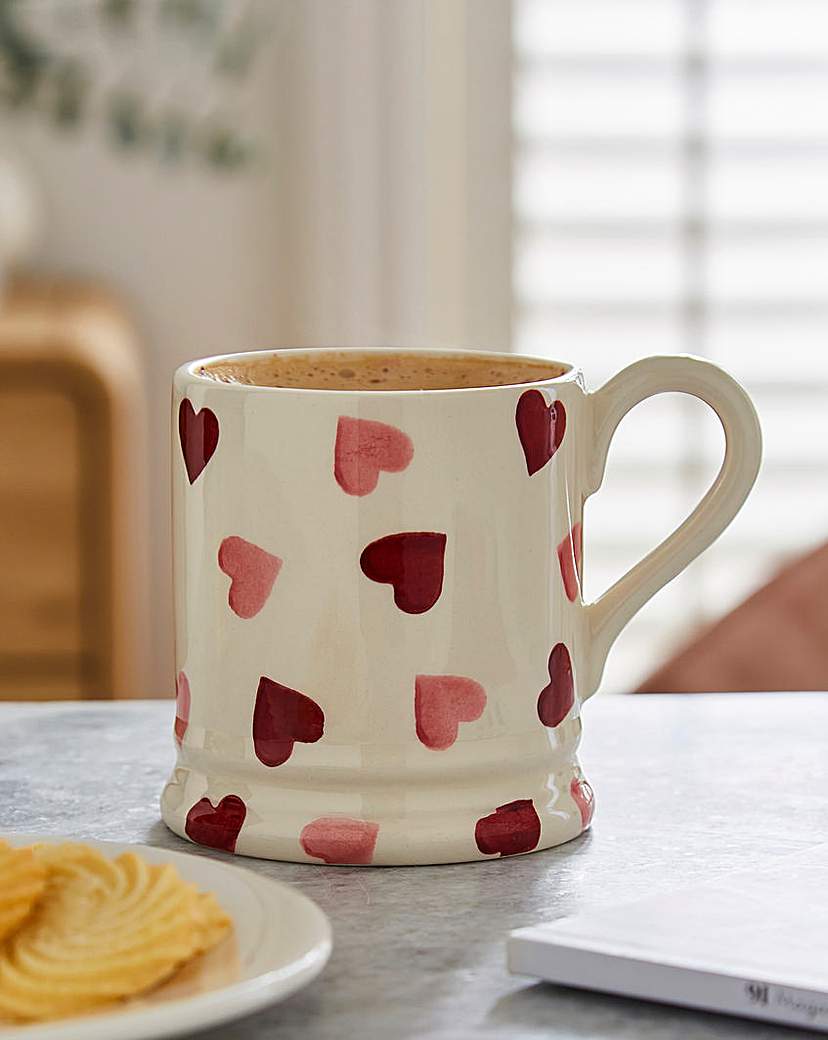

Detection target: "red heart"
[179, 399, 219, 484]
[475, 799, 541, 857]
[300, 817, 380, 865]
[537, 642, 574, 728]
[174, 671, 190, 745]
[415, 674, 486, 750]
[515, 390, 566, 476]
[360, 532, 447, 614]
[334, 416, 414, 496]
[571, 776, 595, 830]
[218, 536, 283, 619]
[185, 794, 246, 853]
[253, 676, 325, 767]
[557, 522, 583, 603]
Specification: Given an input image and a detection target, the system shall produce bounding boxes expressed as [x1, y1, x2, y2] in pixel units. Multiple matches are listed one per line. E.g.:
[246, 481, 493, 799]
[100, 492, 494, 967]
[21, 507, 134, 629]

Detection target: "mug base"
[160, 763, 594, 867]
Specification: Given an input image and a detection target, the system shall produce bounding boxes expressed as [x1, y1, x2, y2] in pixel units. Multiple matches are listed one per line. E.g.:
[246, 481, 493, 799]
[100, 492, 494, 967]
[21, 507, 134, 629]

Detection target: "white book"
[509, 843, 828, 1033]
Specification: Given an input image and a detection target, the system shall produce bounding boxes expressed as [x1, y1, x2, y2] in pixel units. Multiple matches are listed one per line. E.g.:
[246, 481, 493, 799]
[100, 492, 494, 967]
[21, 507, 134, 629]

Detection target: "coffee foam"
[199, 351, 566, 391]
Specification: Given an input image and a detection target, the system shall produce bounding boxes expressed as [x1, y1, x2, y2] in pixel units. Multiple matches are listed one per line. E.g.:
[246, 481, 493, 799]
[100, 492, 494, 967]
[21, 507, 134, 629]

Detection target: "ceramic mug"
[161, 348, 762, 865]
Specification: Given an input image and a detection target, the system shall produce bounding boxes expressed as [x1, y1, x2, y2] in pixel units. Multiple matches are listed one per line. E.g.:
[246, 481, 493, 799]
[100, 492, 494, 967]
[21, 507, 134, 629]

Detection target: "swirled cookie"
[0, 842, 231, 1022]
[0, 842, 46, 943]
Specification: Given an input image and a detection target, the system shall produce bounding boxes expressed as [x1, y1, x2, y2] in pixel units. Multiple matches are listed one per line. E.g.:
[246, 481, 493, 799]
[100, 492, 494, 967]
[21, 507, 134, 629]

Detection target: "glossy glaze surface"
[162, 348, 761, 864]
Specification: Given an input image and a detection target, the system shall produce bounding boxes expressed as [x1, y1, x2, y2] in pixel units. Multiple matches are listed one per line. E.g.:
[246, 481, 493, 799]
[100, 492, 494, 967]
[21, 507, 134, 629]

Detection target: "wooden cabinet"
[0, 280, 149, 698]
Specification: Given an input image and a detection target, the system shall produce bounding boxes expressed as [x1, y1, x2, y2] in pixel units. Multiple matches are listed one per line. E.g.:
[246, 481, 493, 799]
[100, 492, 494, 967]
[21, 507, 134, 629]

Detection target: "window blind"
[513, 0, 828, 692]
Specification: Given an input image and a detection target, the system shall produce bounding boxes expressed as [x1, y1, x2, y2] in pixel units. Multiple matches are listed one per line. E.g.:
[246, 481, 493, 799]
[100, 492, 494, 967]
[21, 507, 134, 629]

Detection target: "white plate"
[0, 834, 332, 1040]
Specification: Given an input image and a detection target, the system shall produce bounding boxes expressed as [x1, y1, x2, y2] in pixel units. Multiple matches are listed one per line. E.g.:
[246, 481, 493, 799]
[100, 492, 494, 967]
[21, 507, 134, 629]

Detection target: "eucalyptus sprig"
[0, 0, 266, 172]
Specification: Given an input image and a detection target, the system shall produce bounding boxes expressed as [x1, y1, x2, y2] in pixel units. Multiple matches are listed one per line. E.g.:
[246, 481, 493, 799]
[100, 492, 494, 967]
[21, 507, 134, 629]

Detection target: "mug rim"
[178, 346, 580, 395]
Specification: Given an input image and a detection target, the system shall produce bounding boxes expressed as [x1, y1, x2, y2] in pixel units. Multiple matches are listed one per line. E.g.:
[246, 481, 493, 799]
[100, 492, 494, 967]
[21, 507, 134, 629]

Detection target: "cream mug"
[161, 348, 762, 865]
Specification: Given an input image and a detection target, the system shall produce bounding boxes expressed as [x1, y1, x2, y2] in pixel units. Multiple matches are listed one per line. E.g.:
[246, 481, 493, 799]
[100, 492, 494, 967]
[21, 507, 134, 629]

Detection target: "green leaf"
[108, 90, 148, 149]
[202, 124, 252, 171]
[102, 0, 137, 30]
[0, 0, 48, 107]
[158, 110, 189, 162]
[49, 58, 87, 127]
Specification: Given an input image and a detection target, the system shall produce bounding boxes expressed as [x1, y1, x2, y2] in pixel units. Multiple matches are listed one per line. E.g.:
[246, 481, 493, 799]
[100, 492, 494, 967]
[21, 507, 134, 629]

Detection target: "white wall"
[271, 0, 512, 350]
[3, 0, 512, 695]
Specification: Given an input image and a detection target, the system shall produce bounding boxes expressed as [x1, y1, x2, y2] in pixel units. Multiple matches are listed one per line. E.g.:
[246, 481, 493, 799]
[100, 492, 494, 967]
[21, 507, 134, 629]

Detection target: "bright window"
[513, 0, 828, 692]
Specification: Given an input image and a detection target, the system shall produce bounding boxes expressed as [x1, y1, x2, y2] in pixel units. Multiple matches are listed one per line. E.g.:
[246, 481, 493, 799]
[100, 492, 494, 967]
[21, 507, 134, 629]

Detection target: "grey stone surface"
[1, 693, 825, 1039]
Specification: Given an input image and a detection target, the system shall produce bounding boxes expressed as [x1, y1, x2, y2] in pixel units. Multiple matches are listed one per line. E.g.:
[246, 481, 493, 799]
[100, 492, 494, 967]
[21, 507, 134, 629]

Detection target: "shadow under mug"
[161, 348, 762, 865]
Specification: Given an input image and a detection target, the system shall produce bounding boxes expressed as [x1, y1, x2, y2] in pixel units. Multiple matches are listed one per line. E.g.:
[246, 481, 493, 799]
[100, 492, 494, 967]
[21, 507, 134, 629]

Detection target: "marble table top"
[0, 693, 824, 1039]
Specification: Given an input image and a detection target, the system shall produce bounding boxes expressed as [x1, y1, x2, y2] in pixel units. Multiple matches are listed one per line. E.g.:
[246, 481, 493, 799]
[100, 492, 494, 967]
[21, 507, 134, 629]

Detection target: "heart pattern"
[300, 817, 380, 865]
[415, 675, 486, 750]
[174, 671, 190, 745]
[218, 536, 283, 619]
[537, 643, 574, 728]
[557, 522, 583, 603]
[475, 799, 541, 857]
[185, 794, 246, 853]
[570, 776, 595, 829]
[334, 416, 414, 496]
[515, 389, 566, 476]
[252, 676, 325, 767]
[360, 532, 447, 614]
[175, 387, 592, 862]
[178, 399, 219, 484]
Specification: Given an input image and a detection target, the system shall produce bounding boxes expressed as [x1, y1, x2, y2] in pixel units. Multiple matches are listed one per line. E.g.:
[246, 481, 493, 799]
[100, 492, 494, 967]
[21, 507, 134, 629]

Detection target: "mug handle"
[582, 354, 763, 698]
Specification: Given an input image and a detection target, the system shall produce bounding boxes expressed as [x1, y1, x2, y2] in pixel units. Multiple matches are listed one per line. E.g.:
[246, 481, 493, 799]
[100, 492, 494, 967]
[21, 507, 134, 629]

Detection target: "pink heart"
[557, 522, 582, 603]
[178, 399, 219, 484]
[300, 817, 380, 865]
[334, 416, 414, 496]
[174, 671, 190, 745]
[360, 532, 447, 614]
[537, 643, 574, 728]
[253, 676, 325, 767]
[515, 390, 566, 476]
[218, 536, 283, 619]
[185, 794, 246, 853]
[571, 776, 595, 829]
[414, 675, 486, 750]
[475, 799, 541, 857]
